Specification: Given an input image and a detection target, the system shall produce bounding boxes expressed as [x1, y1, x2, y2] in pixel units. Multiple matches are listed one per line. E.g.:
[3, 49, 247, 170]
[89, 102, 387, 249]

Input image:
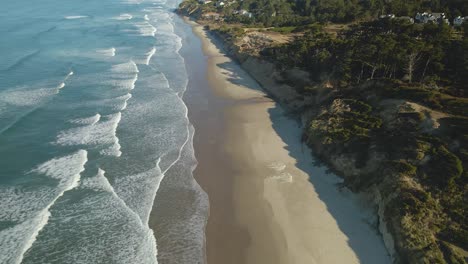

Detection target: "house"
[432, 13, 450, 24]
[198, 0, 212, 4]
[454, 16, 466, 26]
[415, 12, 449, 25]
[379, 14, 395, 19]
[415, 12, 436, 23]
[239, 9, 253, 18]
[379, 14, 414, 23]
[216, 1, 225, 7]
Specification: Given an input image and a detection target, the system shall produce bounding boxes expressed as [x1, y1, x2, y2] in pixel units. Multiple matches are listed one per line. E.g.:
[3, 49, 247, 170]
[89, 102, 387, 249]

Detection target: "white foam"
[115, 93, 132, 101]
[80, 168, 144, 225]
[70, 113, 101, 125]
[19, 168, 158, 263]
[65, 15, 88, 20]
[97, 47, 116, 57]
[100, 141, 122, 157]
[81, 169, 114, 193]
[56, 113, 122, 157]
[120, 100, 128, 111]
[114, 13, 133, 20]
[0, 86, 56, 134]
[129, 22, 156, 37]
[0, 87, 55, 107]
[111, 61, 139, 74]
[144, 14, 149, 21]
[108, 61, 139, 91]
[0, 150, 88, 264]
[0, 211, 50, 264]
[113, 160, 162, 224]
[31, 150, 87, 183]
[56, 70, 74, 92]
[112, 93, 132, 111]
[145, 47, 156, 65]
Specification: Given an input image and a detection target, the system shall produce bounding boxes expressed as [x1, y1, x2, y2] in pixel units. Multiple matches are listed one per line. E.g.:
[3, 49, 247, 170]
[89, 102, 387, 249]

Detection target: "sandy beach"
[181, 18, 391, 264]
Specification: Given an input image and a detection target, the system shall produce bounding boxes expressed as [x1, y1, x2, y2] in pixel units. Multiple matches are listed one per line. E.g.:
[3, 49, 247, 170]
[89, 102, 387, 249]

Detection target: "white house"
[454, 16, 466, 26]
[216, 1, 225, 7]
[415, 12, 449, 25]
[198, 0, 212, 4]
[240, 9, 252, 18]
[379, 14, 395, 19]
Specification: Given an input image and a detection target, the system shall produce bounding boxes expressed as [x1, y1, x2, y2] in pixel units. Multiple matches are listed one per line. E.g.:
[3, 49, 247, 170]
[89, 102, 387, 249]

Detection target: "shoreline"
[182, 16, 392, 264]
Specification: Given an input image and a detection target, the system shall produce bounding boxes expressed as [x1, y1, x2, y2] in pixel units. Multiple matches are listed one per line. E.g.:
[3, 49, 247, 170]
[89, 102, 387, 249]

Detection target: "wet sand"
[181, 18, 391, 264]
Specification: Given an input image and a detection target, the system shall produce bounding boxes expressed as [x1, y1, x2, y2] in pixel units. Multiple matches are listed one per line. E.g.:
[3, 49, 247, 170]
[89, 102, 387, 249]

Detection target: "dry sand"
[183, 18, 391, 264]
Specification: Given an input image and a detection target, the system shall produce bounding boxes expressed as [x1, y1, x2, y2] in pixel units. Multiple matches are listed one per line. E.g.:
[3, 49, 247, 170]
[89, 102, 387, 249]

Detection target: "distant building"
[415, 12, 449, 25]
[379, 14, 414, 23]
[454, 16, 466, 26]
[216, 1, 225, 7]
[415, 12, 428, 23]
[433, 13, 450, 24]
[198, 0, 212, 4]
[379, 14, 395, 19]
[239, 9, 253, 18]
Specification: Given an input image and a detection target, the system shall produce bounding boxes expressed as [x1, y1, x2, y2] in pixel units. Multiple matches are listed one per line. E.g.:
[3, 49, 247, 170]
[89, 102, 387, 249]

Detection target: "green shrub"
[424, 146, 463, 189]
[390, 160, 417, 176]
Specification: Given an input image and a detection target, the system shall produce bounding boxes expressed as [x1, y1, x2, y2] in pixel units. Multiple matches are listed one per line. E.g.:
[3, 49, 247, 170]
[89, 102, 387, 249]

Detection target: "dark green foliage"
[214, 0, 468, 27]
[214, 26, 246, 39]
[264, 19, 466, 91]
[398, 188, 433, 215]
[423, 146, 463, 189]
[307, 99, 382, 144]
[390, 160, 418, 176]
[440, 226, 468, 250]
[438, 241, 467, 264]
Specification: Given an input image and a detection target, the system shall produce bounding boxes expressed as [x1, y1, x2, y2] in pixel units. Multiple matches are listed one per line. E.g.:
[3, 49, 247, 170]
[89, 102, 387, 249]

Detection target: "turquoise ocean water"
[0, 0, 207, 263]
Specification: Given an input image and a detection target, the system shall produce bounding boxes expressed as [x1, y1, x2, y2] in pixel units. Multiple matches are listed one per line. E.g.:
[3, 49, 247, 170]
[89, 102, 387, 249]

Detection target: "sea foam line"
[83, 168, 151, 227]
[56, 112, 122, 158]
[56, 70, 74, 91]
[15, 150, 88, 264]
[145, 47, 156, 65]
[97, 47, 116, 57]
[70, 113, 101, 125]
[114, 13, 133, 20]
[64, 15, 88, 20]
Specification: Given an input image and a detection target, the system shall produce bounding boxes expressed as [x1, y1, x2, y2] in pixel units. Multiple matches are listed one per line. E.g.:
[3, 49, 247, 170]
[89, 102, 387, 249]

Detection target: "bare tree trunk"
[421, 58, 430, 82]
[406, 52, 420, 83]
[358, 63, 364, 84]
[371, 66, 377, 79]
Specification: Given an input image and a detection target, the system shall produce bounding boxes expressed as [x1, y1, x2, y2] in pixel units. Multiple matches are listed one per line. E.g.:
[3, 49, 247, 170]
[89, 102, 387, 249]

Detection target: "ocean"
[0, 0, 208, 263]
